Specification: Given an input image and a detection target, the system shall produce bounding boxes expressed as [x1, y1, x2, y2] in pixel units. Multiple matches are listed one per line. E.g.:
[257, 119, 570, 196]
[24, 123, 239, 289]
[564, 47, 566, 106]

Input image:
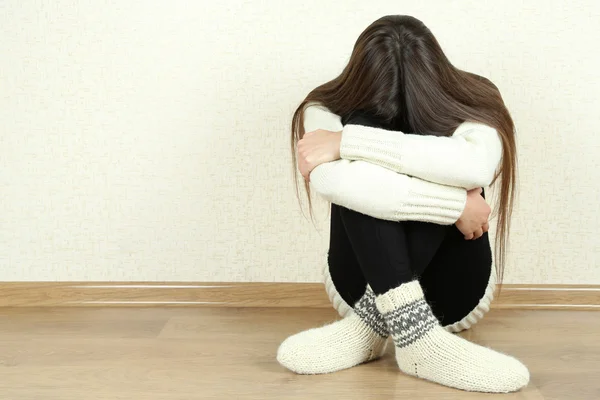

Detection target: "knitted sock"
[277, 288, 388, 374]
[376, 280, 530, 393]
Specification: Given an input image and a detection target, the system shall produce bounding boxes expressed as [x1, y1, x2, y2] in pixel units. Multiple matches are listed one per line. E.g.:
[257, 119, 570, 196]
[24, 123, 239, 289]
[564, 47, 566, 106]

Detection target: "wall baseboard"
[0, 282, 599, 310]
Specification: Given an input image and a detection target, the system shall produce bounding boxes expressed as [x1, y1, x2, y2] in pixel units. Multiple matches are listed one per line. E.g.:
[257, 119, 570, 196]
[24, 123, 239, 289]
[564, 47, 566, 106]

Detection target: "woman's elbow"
[463, 167, 497, 190]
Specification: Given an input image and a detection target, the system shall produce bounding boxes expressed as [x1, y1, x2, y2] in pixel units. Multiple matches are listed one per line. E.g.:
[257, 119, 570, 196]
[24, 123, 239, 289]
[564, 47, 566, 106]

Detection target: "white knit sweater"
[306, 104, 502, 224]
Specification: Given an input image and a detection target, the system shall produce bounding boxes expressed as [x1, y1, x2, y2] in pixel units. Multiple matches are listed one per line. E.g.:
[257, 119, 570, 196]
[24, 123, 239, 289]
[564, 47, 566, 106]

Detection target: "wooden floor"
[0, 307, 598, 399]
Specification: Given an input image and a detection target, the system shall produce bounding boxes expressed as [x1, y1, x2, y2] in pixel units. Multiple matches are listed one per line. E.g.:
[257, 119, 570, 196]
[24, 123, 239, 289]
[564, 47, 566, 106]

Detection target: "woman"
[277, 15, 529, 393]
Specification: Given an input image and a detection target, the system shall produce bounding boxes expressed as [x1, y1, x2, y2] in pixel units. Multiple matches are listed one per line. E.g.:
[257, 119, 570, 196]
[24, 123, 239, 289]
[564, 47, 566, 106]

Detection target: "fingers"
[301, 170, 311, 182]
[465, 224, 489, 241]
[464, 227, 485, 241]
[297, 140, 308, 156]
[297, 139, 315, 170]
[299, 162, 312, 181]
[475, 228, 484, 239]
[297, 152, 310, 181]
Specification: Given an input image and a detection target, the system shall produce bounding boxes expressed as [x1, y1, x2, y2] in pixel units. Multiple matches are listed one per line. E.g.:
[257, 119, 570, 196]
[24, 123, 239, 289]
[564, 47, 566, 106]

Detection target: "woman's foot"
[376, 280, 530, 393]
[277, 289, 388, 374]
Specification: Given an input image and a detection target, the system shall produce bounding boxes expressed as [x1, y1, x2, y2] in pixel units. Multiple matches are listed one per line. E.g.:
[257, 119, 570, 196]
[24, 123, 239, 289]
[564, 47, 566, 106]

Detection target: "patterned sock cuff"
[382, 298, 438, 348]
[376, 281, 438, 348]
[353, 288, 389, 338]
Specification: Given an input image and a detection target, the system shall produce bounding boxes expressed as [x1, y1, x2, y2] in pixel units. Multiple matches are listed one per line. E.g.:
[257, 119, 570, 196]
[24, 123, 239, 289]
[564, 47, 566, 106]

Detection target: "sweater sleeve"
[339, 117, 502, 190]
[304, 104, 467, 224]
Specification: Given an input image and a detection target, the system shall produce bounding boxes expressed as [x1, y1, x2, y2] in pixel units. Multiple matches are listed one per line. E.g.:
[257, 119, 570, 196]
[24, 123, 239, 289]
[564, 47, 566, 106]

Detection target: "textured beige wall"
[1, 1, 599, 283]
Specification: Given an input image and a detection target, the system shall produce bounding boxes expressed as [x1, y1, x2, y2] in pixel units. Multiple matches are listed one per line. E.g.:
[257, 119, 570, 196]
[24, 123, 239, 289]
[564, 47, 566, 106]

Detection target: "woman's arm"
[310, 160, 467, 225]
[340, 122, 502, 190]
[304, 105, 467, 225]
[306, 105, 502, 190]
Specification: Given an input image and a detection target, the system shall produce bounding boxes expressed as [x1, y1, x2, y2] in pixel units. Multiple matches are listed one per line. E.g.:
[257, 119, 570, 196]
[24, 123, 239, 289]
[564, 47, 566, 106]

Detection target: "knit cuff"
[397, 178, 467, 225]
[376, 281, 425, 314]
[340, 124, 405, 172]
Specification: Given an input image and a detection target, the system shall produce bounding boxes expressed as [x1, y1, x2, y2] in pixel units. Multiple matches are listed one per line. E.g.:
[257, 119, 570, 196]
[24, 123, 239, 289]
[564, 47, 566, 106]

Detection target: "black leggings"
[327, 115, 493, 326]
[328, 204, 493, 325]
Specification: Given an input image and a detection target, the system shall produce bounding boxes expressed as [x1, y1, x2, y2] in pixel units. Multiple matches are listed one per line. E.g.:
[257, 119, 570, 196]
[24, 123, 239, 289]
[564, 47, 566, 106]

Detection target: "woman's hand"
[456, 188, 491, 240]
[297, 129, 342, 181]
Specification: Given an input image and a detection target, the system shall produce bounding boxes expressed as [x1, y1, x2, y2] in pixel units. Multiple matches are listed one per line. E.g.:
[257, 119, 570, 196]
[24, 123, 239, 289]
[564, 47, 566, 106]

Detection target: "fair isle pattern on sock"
[383, 298, 437, 348]
[376, 280, 530, 393]
[353, 288, 388, 338]
[323, 258, 497, 333]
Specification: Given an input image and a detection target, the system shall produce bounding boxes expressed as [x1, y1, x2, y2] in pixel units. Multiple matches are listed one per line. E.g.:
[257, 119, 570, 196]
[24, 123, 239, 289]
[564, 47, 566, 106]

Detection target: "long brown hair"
[291, 15, 517, 284]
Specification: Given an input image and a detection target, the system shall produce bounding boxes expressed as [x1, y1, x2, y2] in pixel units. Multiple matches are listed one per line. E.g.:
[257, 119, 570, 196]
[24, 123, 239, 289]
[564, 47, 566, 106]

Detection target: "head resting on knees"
[292, 15, 517, 283]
